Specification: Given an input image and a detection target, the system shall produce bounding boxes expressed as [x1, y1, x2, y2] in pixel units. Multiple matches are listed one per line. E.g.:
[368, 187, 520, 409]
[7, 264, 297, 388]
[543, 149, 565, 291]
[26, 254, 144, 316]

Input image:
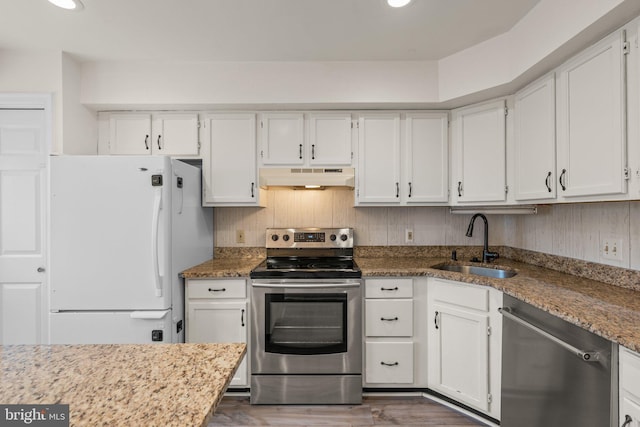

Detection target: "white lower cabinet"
[427, 278, 502, 420]
[364, 278, 427, 388]
[186, 278, 248, 387]
[620, 347, 640, 427]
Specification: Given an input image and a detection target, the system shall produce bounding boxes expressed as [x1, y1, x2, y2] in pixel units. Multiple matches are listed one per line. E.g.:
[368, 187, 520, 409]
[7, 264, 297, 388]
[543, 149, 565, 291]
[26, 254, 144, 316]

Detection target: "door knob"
[37, 267, 45, 273]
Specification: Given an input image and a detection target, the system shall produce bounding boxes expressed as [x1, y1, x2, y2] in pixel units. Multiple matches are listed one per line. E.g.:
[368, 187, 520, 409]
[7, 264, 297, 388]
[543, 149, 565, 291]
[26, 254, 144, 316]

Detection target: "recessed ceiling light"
[48, 0, 84, 11]
[387, 0, 412, 7]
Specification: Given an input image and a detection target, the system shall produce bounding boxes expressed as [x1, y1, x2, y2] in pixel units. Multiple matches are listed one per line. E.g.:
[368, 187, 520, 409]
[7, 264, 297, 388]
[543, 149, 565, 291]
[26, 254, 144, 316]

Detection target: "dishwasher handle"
[499, 307, 600, 362]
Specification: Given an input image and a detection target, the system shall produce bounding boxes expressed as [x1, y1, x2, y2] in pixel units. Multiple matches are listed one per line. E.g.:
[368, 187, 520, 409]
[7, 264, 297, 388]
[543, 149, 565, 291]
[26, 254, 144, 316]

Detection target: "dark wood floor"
[209, 396, 487, 426]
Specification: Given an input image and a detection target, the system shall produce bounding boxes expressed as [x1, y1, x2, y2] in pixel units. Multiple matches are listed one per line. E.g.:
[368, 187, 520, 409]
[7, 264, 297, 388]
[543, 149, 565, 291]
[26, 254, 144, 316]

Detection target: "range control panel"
[266, 228, 354, 249]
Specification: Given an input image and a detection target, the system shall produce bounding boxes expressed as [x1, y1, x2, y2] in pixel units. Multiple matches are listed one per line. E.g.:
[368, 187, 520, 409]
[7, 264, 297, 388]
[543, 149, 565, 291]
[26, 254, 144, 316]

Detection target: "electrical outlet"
[236, 229, 245, 244]
[600, 235, 623, 261]
[405, 229, 414, 243]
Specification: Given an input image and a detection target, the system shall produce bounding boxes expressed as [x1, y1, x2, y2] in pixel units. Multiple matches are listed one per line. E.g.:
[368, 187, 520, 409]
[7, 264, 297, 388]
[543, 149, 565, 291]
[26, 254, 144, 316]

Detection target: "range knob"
[282, 234, 290, 242]
[330, 234, 337, 241]
[271, 234, 279, 241]
[340, 234, 348, 242]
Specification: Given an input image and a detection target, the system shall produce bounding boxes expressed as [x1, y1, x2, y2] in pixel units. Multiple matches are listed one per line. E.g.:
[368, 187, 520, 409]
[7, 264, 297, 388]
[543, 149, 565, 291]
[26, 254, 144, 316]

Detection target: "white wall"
[0, 49, 63, 153]
[61, 53, 97, 155]
[80, 60, 440, 109]
[0, 50, 96, 154]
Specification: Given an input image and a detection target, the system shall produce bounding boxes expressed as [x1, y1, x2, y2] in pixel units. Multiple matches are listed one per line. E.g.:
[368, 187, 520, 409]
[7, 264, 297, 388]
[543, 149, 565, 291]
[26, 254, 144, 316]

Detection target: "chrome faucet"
[465, 213, 499, 263]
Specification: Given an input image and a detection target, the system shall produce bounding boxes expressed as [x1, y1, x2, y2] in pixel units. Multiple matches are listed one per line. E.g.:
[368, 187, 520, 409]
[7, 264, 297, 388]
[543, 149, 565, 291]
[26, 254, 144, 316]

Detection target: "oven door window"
[265, 293, 347, 355]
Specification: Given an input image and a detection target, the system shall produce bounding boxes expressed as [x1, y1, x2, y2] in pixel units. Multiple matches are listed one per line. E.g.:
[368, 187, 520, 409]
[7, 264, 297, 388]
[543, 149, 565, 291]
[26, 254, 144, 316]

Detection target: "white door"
[428, 303, 490, 412]
[202, 113, 261, 205]
[260, 113, 305, 165]
[557, 30, 626, 197]
[0, 107, 48, 344]
[188, 301, 248, 386]
[308, 113, 353, 165]
[514, 74, 557, 201]
[404, 113, 449, 203]
[109, 113, 152, 155]
[152, 113, 200, 156]
[356, 113, 401, 204]
[452, 100, 507, 203]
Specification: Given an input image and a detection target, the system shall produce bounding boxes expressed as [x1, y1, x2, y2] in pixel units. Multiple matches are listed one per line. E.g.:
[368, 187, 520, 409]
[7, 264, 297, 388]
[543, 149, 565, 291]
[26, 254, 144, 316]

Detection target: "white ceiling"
[0, 0, 540, 62]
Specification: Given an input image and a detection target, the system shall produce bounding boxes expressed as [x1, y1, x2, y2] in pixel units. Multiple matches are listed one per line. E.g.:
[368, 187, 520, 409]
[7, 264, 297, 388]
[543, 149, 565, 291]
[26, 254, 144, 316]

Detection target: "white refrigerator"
[49, 156, 213, 344]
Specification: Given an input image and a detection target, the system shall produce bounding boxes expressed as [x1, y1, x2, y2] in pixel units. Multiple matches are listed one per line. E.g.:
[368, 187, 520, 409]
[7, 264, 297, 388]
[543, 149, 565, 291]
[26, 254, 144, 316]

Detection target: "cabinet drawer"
[187, 279, 246, 299]
[366, 342, 414, 384]
[621, 347, 640, 398]
[365, 300, 413, 337]
[431, 279, 489, 312]
[365, 278, 413, 298]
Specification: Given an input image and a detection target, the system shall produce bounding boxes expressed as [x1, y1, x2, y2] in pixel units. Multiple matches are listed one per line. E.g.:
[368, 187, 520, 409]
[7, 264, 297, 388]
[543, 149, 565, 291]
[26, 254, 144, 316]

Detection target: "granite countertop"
[0, 343, 246, 427]
[356, 256, 640, 353]
[181, 257, 263, 278]
[180, 247, 640, 353]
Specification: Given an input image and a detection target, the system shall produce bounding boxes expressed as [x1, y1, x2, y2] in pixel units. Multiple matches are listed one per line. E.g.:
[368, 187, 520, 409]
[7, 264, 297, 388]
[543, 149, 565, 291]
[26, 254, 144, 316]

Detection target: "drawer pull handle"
[208, 288, 226, 292]
[241, 309, 245, 327]
[434, 311, 440, 329]
[622, 415, 632, 427]
[380, 287, 398, 291]
[381, 317, 399, 322]
[380, 361, 399, 367]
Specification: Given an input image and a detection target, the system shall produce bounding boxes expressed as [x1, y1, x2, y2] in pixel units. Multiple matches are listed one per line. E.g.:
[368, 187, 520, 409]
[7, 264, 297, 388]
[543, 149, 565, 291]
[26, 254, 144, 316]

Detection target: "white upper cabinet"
[403, 113, 449, 204]
[308, 113, 353, 165]
[556, 30, 627, 198]
[202, 113, 265, 206]
[151, 113, 199, 156]
[451, 99, 507, 204]
[107, 112, 200, 156]
[514, 74, 557, 201]
[356, 113, 401, 204]
[260, 112, 353, 166]
[260, 113, 305, 165]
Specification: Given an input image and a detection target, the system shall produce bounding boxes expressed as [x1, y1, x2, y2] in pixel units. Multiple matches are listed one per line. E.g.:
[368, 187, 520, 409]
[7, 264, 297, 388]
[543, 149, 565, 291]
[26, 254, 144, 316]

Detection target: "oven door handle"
[251, 282, 361, 289]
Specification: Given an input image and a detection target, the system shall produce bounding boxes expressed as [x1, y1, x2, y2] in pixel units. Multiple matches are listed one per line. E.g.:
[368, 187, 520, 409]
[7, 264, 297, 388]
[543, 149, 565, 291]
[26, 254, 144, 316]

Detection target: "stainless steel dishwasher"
[500, 295, 618, 427]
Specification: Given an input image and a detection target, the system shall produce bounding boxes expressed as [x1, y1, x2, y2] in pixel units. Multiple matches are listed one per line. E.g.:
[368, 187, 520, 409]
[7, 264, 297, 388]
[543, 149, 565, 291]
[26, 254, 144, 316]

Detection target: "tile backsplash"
[214, 189, 640, 272]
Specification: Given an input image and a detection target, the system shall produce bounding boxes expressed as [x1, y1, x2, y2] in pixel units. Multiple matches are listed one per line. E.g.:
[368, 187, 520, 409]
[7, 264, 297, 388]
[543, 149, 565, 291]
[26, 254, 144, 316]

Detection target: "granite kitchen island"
[0, 343, 245, 427]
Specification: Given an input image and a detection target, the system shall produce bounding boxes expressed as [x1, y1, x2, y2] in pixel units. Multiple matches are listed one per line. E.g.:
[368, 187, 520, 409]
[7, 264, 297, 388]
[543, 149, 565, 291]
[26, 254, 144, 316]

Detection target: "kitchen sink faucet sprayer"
[466, 213, 499, 263]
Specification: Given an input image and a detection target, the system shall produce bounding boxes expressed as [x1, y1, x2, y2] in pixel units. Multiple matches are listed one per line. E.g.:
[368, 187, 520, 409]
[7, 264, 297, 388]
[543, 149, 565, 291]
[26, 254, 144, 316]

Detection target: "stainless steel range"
[249, 227, 362, 405]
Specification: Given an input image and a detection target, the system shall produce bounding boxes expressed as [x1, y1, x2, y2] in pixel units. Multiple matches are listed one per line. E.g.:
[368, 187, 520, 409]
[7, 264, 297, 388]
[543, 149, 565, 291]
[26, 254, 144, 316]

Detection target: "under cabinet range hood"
[259, 167, 355, 189]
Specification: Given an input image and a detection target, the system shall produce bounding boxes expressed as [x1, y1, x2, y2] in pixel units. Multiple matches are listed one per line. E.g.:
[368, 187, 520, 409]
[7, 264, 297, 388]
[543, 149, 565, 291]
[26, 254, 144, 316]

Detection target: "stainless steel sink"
[431, 263, 517, 279]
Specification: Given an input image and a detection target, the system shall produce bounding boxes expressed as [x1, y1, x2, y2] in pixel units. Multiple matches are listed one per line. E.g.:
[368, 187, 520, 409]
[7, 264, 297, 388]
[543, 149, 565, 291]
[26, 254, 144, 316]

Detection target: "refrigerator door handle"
[152, 188, 163, 297]
[130, 310, 169, 320]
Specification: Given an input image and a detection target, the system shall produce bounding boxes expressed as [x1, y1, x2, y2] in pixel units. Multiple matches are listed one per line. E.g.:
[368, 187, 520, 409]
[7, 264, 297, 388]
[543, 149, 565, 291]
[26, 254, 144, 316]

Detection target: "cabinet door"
[187, 301, 248, 386]
[557, 31, 626, 197]
[356, 113, 401, 204]
[202, 113, 261, 206]
[109, 113, 152, 155]
[452, 100, 506, 203]
[0, 284, 44, 344]
[261, 113, 304, 165]
[152, 113, 199, 156]
[404, 113, 448, 203]
[308, 113, 353, 165]
[621, 397, 640, 427]
[514, 74, 557, 201]
[428, 302, 489, 412]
